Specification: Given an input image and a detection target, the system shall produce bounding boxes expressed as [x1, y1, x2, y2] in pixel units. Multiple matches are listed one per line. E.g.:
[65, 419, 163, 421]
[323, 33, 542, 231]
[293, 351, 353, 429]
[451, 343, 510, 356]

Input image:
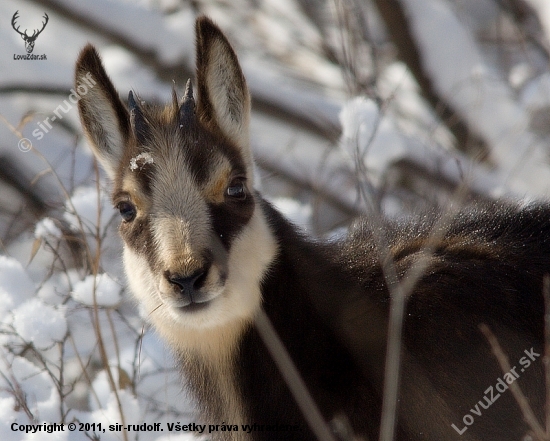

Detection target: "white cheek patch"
[123, 247, 160, 315]
[220, 205, 278, 322]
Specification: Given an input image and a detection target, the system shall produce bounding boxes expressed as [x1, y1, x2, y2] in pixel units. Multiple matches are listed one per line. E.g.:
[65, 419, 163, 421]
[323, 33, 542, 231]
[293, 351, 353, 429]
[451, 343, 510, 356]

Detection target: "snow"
[521, 72, 550, 110]
[271, 197, 312, 230]
[0, 397, 20, 441]
[1, 1, 274, 440]
[37, 272, 72, 306]
[527, 0, 550, 47]
[34, 218, 63, 240]
[339, 96, 407, 181]
[12, 299, 67, 350]
[130, 152, 154, 171]
[5, 356, 53, 402]
[72, 274, 122, 308]
[243, 58, 342, 130]
[89, 389, 141, 437]
[0, 256, 35, 321]
[400, 0, 550, 197]
[64, 186, 114, 235]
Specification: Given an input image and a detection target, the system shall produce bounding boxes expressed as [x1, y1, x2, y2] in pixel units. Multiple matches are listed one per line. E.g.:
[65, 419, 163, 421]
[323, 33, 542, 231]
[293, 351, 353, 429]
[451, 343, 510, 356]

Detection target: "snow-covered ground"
[2, 0, 550, 440]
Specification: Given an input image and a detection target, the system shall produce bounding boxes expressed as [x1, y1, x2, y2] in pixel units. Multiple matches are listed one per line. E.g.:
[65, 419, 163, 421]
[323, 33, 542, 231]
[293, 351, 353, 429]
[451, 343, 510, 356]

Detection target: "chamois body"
[76, 16, 547, 441]
[185, 199, 547, 441]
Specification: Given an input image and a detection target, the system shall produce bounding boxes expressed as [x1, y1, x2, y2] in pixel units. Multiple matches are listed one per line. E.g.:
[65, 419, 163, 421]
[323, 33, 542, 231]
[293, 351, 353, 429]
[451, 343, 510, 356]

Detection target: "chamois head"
[75, 17, 276, 340]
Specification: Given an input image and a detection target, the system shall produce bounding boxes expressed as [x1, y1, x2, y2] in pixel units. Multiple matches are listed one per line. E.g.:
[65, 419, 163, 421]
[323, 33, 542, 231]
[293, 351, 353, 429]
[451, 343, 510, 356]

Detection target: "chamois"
[76, 16, 547, 441]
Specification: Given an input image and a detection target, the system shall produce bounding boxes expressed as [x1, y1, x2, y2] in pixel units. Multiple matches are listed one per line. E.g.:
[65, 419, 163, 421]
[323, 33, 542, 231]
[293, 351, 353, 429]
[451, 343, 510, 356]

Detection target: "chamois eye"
[116, 201, 137, 222]
[226, 179, 246, 200]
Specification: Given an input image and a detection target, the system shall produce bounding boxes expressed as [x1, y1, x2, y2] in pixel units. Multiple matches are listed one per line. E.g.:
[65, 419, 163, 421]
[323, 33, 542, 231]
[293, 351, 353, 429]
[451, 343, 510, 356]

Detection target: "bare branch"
[371, 0, 489, 158]
[479, 323, 547, 441]
[28, 0, 338, 139]
[254, 309, 338, 441]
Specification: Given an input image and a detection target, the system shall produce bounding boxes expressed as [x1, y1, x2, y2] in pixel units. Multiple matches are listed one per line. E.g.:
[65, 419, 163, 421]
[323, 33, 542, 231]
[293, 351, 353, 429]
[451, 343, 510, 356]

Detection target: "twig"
[28, 0, 338, 140]
[371, 0, 489, 157]
[0, 85, 74, 96]
[339, 107, 403, 441]
[254, 309, 338, 441]
[68, 327, 104, 410]
[88, 163, 129, 441]
[342, 96, 476, 440]
[479, 323, 546, 440]
[493, 0, 550, 61]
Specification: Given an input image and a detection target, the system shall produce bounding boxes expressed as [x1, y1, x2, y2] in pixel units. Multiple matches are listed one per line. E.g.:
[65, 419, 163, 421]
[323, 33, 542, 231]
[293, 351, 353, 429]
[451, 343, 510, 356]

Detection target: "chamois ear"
[75, 44, 130, 180]
[195, 17, 251, 153]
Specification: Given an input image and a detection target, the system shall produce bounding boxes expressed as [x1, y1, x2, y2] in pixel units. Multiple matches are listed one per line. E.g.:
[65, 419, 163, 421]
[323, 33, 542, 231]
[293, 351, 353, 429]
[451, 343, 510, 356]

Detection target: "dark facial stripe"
[208, 197, 254, 249]
[133, 164, 155, 196]
[119, 214, 158, 268]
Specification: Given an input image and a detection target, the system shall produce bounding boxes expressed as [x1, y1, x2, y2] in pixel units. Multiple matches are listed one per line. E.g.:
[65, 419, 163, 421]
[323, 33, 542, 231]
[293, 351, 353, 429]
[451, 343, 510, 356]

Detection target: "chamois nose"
[167, 269, 206, 299]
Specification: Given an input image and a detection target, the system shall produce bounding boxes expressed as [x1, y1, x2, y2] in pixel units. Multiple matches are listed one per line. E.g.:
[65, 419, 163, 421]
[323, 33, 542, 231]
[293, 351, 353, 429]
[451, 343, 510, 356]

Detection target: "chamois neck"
[258, 198, 346, 329]
[258, 198, 389, 384]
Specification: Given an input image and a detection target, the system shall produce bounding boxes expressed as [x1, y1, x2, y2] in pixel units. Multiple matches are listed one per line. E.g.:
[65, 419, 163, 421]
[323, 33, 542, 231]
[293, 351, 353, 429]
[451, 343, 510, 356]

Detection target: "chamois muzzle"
[165, 266, 210, 307]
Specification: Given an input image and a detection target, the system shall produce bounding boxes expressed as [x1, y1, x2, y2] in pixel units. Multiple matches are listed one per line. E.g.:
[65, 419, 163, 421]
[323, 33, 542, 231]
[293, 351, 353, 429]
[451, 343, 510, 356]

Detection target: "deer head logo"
[11, 11, 49, 54]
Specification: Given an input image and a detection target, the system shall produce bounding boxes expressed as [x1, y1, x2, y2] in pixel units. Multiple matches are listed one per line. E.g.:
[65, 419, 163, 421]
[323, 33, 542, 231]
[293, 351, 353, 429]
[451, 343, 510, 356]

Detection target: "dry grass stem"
[479, 323, 546, 441]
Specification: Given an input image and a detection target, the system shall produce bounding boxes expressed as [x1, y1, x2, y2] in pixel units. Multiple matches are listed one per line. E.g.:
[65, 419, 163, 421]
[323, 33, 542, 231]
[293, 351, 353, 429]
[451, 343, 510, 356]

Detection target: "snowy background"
[2, 0, 550, 440]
